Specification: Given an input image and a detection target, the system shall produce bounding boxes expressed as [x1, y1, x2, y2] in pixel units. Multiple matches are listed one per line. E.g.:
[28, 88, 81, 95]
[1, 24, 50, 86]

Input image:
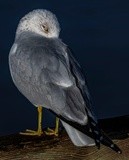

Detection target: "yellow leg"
[45, 117, 59, 136]
[37, 106, 42, 134]
[55, 117, 59, 135]
[20, 106, 43, 136]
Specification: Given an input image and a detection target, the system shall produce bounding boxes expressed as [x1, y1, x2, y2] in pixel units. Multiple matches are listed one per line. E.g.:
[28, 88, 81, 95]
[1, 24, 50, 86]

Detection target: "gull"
[9, 9, 121, 153]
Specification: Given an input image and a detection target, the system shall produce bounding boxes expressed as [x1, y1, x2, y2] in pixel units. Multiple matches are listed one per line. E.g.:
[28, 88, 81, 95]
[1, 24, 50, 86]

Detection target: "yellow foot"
[45, 128, 58, 137]
[20, 129, 43, 136]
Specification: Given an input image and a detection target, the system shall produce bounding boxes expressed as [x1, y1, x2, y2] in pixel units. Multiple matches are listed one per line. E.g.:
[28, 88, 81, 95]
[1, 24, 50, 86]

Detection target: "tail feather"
[50, 109, 122, 154]
[61, 120, 95, 147]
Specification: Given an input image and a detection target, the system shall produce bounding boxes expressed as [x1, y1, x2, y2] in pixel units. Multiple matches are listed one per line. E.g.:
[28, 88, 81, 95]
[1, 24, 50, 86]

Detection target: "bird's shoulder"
[15, 31, 63, 48]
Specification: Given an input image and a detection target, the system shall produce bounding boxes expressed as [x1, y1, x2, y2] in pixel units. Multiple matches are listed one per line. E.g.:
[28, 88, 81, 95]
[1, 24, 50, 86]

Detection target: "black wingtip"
[118, 150, 122, 154]
[49, 110, 122, 154]
[95, 140, 101, 149]
[100, 133, 122, 154]
[97, 145, 100, 150]
[111, 144, 122, 154]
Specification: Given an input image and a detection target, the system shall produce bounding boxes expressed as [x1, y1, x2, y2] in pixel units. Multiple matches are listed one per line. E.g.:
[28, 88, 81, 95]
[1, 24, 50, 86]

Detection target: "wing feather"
[9, 35, 87, 124]
[9, 33, 122, 153]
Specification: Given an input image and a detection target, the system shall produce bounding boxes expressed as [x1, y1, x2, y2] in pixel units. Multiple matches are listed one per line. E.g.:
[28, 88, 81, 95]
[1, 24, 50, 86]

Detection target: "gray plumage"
[9, 30, 94, 146]
[9, 9, 121, 153]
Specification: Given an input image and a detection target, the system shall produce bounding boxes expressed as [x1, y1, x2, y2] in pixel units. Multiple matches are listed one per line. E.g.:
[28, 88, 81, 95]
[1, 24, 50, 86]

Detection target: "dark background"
[1, 0, 129, 136]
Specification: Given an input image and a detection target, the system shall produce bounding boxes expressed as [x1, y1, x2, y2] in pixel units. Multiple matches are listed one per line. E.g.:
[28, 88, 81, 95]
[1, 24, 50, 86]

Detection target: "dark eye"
[41, 24, 48, 32]
[42, 25, 46, 29]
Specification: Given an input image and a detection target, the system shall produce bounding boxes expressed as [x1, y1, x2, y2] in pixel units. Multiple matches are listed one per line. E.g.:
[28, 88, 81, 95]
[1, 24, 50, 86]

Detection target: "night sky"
[1, 0, 129, 136]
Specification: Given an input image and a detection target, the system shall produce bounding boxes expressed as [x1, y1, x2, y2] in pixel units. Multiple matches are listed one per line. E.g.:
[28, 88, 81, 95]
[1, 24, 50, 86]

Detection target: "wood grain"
[0, 132, 129, 160]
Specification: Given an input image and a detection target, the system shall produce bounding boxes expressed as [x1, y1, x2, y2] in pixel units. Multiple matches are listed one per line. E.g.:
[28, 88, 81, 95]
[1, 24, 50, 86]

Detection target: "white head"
[16, 9, 60, 38]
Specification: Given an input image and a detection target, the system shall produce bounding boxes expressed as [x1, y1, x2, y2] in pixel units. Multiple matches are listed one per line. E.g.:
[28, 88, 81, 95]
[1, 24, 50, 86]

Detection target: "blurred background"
[1, 0, 129, 136]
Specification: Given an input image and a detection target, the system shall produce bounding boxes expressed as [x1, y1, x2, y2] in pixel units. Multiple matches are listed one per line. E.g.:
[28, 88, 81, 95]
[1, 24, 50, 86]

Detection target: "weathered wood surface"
[0, 131, 129, 160]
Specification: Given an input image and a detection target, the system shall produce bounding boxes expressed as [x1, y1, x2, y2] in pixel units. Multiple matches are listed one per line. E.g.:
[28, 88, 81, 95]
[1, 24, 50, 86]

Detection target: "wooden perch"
[0, 130, 129, 160]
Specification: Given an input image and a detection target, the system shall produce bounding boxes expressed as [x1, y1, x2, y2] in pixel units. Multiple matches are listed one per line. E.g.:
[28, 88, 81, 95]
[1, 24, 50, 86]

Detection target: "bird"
[9, 9, 122, 153]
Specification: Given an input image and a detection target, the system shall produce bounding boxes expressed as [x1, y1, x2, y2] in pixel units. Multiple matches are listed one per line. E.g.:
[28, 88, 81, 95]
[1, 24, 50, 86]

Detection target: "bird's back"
[9, 32, 64, 106]
[9, 31, 87, 121]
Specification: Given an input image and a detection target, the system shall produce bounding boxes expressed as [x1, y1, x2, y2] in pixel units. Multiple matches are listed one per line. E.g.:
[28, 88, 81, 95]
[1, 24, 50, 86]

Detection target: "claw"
[20, 129, 43, 136]
[45, 127, 58, 136]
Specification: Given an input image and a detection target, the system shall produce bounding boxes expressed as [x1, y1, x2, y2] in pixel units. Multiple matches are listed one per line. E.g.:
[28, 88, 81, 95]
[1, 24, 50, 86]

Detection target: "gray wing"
[66, 47, 97, 120]
[9, 35, 88, 125]
[9, 35, 122, 153]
